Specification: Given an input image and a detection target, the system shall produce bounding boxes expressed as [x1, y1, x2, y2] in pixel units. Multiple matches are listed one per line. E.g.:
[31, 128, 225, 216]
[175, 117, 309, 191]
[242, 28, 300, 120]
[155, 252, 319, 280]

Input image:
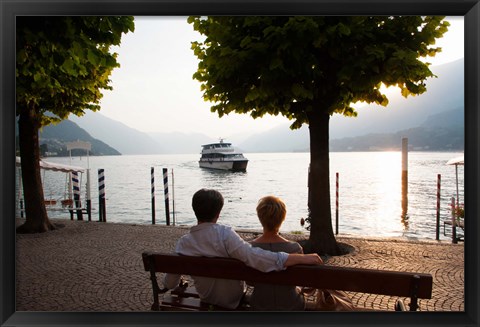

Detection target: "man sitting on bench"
[163, 188, 323, 309]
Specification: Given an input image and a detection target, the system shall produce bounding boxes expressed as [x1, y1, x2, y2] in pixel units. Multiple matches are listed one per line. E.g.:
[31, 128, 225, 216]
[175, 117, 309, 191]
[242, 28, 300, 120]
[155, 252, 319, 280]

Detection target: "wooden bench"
[141, 251, 433, 312]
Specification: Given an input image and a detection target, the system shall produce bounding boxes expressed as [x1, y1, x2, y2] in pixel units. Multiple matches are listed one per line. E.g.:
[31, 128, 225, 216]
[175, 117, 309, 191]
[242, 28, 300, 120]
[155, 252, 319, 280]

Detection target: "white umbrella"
[446, 156, 464, 166]
[16, 156, 85, 173]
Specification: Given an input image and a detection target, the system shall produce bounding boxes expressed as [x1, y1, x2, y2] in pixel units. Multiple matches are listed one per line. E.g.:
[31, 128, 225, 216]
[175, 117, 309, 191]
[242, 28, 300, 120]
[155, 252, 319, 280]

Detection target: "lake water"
[18, 152, 464, 241]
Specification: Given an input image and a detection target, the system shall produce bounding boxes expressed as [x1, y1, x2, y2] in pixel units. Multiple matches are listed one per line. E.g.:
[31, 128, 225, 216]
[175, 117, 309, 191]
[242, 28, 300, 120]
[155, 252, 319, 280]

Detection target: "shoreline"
[20, 213, 460, 245]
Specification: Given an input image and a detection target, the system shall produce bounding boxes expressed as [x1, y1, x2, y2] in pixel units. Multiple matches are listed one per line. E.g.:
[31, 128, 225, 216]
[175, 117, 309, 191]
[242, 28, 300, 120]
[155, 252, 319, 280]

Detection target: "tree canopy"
[16, 16, 134, 233]
[189, 16, 449, 254]
[17, 16, 134, 126]
[189, 16, 448, 126]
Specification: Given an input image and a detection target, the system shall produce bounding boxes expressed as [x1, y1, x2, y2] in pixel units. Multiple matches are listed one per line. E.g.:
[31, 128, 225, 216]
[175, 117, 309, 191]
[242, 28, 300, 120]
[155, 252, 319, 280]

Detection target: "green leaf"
[33, 72, 42, 82]
[269, 57, 283, 70]
[337, 23, 351, 36]
[61, 58, 76, 76]
[17, 49, 28, 63]
[87, 49, 99, 65]
[291, 84, 313, 100]
[245, 89, 259, 102]
[240, 36, 252, 48]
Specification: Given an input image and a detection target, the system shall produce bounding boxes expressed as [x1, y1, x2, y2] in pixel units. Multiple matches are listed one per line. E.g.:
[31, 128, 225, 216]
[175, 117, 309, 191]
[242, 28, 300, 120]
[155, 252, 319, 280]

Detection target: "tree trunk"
[16, 108, 55, 233]
[303, 110, 340, 256]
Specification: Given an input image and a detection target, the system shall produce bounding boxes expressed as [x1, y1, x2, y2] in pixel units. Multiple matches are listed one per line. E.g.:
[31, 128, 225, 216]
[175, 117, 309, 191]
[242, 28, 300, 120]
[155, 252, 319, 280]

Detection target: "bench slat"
[162, 294, 248, 311]
[162, 295, 210, 311]
[142, 252, 432, 299]
[171, 285, 200, 298]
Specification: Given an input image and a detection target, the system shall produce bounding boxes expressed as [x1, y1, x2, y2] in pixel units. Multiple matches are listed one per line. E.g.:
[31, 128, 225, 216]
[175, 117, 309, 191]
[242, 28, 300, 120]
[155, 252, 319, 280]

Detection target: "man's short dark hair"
[192, 189, 224, 222]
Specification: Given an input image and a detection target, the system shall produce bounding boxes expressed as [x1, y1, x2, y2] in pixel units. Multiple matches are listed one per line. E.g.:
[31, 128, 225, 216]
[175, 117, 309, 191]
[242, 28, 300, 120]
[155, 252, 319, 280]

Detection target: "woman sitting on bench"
[249, 196, 306, 311]
[162, 189, 322, 310]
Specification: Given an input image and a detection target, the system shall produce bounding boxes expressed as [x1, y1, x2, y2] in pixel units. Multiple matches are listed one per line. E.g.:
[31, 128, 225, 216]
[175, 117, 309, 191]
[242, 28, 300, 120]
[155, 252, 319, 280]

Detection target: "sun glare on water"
[370, 152, 405, 231]
[338, 151, 406, 236]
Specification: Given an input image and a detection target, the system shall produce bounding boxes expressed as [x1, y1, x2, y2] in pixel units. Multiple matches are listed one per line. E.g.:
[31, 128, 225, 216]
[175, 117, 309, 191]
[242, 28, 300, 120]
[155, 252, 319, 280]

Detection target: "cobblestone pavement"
[15, 219, 464, 312]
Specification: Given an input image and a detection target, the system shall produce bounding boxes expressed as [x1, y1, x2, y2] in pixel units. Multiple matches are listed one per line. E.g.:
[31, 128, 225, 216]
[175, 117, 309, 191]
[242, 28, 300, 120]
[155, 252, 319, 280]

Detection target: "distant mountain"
[69, 111, 163, 155]
[239, 125, 309, 153]
[66, 59, 463, 154]
[326, 107, 464, 152]
[329, 127, 463, 152]
[240, 106, 464, 153]
[420, 106, 464, 129]
[147, 132, 216, 154]
[70, 111, 223, 154]
[39, 120, 121, 156]
[329, 58, 464, 139]
[240, 59, 464, 153]
[70, 111, 245, 154]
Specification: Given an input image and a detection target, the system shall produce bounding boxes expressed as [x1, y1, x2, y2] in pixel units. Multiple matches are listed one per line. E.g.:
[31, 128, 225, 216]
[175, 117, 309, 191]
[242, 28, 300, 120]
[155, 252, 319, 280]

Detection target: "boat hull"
[199, 159, 248, 172]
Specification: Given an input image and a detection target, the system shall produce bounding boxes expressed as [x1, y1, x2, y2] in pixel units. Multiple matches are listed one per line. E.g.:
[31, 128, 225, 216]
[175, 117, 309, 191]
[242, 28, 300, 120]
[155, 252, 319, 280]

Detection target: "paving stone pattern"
[15, 219, 464, 312]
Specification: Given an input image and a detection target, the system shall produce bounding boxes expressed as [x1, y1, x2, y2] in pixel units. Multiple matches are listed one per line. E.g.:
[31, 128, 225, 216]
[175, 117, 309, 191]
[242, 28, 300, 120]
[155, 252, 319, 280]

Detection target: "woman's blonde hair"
[256, 196, 286, 232]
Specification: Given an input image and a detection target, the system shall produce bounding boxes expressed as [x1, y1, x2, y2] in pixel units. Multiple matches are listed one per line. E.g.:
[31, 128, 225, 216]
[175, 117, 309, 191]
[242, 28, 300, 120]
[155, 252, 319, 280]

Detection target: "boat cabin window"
[202, 143, 232, 150]
[200, 153, 244, 159]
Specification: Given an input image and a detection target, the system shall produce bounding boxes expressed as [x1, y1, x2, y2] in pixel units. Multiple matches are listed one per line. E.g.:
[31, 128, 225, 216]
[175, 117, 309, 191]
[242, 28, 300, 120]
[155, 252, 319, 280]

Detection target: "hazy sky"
[97, 17, 464, 139]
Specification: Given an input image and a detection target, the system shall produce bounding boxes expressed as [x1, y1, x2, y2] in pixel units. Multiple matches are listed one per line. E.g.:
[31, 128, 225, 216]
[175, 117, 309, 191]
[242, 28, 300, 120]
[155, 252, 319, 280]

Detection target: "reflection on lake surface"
[18, 152, 464, 241]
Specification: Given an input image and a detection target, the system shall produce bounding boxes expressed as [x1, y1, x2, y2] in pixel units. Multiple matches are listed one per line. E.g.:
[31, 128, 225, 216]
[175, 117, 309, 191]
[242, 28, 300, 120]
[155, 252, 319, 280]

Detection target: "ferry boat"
[199, 139, 248, 171]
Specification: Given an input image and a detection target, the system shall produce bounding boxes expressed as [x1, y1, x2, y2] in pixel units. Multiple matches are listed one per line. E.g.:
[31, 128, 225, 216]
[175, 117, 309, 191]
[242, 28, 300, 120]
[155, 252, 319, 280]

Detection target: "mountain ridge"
[66, 58, 463, 154]
[239, 107, 464, 153]
[38, 120, 121, 156]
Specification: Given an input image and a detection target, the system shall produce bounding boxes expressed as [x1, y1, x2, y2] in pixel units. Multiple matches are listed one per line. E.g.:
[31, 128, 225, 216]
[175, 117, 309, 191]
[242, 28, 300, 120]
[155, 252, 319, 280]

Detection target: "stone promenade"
[15, 219, 464, 312]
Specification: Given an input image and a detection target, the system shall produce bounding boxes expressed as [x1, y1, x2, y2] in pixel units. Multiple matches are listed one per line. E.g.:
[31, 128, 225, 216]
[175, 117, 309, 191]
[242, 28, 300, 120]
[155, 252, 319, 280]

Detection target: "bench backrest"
[142, 252, 432, 299]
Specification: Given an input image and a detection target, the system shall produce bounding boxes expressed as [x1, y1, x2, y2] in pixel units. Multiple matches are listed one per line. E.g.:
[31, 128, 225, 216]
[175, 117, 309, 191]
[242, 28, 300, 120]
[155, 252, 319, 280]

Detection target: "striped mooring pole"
[436, 174, 441, 240]
[72, 171, 83, 221]
[98, 169, 106, 222]
[86, 169, 91, 221]
[163, 168, 170, 226]
[68, 173, 74, 220]
[151, 167, 156, 225]
[335, 172, 339, 235]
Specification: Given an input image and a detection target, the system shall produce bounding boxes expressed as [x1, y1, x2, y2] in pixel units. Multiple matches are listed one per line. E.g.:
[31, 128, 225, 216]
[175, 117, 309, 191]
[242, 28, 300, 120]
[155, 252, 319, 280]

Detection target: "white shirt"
[163, 222, 288, 309]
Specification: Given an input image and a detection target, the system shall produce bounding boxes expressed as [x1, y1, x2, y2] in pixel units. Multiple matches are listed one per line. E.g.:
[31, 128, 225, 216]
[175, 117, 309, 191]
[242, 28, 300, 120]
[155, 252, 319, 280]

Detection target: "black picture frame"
[1, 1, 478, 326]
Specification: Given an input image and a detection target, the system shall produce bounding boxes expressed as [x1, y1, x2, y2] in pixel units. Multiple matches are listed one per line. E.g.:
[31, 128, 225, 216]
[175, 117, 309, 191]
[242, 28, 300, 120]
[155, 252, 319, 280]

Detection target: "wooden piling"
[401, 138, 408, 217]
[436, 174, 441, 241]
[335, 172, 339, 235]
